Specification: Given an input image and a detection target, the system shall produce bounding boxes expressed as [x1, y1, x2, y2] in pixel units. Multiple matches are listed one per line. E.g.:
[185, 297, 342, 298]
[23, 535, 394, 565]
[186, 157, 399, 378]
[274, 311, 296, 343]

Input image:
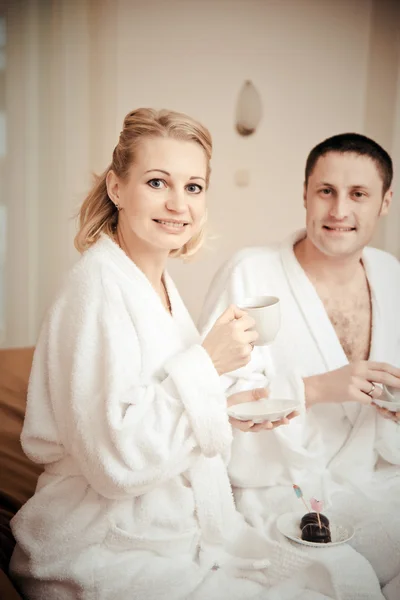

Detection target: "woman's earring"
[114, 202, 121, 211]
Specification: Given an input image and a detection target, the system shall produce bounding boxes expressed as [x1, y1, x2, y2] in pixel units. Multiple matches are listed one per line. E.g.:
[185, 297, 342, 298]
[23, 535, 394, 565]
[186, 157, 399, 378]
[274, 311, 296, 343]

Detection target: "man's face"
[304, 152, 392, 258]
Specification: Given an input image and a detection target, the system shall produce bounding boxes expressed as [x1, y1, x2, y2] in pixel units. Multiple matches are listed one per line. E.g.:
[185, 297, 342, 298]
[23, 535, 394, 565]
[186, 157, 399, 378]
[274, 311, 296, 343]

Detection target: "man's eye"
[321, 188, 332, 195]
[147, 179, 166, 189]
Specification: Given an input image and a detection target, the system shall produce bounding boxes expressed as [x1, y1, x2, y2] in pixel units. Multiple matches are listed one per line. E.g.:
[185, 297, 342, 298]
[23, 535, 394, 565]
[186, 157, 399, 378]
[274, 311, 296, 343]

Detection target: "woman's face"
[107, 136, 208, 256]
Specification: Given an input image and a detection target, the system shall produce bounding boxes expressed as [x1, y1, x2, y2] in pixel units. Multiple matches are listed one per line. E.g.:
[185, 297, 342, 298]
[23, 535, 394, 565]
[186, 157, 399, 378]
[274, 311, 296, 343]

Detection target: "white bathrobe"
[10, 234, 337, 600]
[200, 230, 400, 600]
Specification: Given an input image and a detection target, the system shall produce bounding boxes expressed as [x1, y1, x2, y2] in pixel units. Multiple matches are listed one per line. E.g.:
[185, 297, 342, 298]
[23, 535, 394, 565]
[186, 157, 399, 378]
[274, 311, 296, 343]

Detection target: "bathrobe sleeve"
[374, 337, 400, 465]
[375, 417, 400, 464]
[21, 276, 232, 500]
[373, 255, 400, 466]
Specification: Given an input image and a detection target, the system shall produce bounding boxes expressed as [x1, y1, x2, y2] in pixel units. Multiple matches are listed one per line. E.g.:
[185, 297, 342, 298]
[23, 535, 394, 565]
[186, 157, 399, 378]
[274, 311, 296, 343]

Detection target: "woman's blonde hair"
[74, 108, 212, 259]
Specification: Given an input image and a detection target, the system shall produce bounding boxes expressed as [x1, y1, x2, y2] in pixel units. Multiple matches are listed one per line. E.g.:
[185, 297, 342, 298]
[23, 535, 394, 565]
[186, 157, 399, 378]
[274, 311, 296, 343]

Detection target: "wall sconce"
[235, 80, 263, 136]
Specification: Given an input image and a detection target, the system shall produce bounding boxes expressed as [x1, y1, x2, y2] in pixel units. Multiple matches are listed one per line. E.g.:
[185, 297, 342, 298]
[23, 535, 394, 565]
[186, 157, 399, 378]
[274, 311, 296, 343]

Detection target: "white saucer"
[227, 399, 299, 423]
[383, 385, 400, 402]
[276, 512, 354, 548]
[373, 398, 400, 413]
[373, 386, 400, 412]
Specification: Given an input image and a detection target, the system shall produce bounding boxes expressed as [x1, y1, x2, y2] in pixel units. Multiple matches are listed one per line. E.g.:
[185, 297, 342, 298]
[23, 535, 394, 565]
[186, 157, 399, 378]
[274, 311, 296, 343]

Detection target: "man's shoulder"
[199, 243, 283, 329]
[364, 246, 400, 274]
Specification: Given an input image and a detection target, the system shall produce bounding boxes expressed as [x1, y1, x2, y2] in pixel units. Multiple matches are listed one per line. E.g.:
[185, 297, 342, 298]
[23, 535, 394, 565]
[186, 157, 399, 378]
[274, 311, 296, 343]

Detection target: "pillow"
[0, 348, 42, 572]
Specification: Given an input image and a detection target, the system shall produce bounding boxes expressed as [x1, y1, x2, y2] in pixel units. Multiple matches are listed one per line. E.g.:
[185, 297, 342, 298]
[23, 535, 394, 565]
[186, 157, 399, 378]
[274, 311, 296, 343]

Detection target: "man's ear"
[380, 189, 393, 216]
[303, 182, 307, 208]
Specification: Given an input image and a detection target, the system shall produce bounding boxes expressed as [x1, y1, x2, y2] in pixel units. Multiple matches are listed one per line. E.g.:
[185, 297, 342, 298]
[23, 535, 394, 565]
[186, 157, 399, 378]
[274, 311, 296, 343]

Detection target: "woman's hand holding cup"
[202, 305, 258, 375]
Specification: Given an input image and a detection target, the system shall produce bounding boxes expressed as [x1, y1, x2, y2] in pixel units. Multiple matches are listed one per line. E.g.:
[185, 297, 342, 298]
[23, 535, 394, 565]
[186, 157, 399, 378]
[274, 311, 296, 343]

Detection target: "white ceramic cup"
[240, 295, 281, 346]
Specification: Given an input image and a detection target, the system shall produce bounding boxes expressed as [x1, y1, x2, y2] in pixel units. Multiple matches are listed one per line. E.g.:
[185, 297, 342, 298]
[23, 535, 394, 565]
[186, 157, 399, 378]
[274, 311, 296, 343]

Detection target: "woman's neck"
[114, 226, 168, 300]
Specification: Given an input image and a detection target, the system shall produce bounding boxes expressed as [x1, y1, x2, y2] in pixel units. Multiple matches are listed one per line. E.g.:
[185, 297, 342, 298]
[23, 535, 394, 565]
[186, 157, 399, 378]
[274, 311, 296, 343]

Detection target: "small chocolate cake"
[300, 512, 331, 544]
[300, 512, 329, 529]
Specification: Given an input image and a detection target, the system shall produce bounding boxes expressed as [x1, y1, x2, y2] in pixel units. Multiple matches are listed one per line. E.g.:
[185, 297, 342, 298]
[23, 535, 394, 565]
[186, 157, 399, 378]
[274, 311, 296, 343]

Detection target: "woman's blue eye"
[147, 179, 202, 193]
[147, 179, 165, 189]
[186, 184, 203, 194]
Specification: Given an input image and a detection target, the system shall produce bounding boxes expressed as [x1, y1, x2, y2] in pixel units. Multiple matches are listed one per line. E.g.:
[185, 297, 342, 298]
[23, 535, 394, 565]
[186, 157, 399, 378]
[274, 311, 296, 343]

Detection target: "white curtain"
[3, 0, 118, 347]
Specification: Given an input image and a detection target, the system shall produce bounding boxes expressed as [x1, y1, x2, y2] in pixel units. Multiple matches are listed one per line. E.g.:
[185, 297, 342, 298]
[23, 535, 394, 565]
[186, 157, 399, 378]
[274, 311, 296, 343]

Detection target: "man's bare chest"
[318, 287, 372, 362]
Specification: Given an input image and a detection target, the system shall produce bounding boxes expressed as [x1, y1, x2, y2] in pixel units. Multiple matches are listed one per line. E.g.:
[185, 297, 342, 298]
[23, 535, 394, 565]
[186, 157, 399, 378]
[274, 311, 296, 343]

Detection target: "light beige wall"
[115, 0, 373, 320]
[4, 0, 400, 346]
[384, 54, 400, 259]
[364, 0, 400, 250]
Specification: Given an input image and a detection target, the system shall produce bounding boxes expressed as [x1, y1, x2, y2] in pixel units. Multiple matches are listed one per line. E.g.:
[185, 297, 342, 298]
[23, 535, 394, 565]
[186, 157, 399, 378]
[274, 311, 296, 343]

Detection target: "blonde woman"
[10, 109, 314, 600]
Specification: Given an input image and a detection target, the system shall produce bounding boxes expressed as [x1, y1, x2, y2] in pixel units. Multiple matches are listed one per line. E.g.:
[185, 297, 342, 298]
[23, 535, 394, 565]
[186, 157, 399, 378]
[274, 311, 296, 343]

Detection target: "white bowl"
[227, 398, 300, 423]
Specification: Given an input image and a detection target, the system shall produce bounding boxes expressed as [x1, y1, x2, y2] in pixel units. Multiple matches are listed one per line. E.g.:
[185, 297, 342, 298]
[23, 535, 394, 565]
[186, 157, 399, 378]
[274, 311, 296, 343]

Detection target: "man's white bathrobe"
[200, 230, 400, 600]
[10, 234, 339, 600]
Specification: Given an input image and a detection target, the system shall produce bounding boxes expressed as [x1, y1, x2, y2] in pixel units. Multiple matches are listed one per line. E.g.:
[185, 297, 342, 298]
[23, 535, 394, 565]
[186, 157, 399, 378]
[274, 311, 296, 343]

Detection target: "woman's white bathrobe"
[200, 230, 400, 600]
[10, 235, 336, 600]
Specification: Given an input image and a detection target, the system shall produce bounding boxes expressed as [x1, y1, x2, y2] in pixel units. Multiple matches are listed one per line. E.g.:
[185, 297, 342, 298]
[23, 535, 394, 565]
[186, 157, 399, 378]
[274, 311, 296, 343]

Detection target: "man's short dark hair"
[305, 133, 393, 194]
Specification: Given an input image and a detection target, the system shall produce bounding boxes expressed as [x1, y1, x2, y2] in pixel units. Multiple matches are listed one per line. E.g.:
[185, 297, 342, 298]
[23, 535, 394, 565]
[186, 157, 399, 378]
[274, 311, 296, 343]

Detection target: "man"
[200, 134, 400, 599]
